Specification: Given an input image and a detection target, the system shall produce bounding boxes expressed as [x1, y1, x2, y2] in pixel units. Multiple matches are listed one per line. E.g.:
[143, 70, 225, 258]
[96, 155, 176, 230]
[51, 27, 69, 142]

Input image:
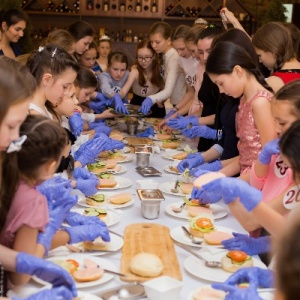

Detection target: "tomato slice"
[66, 259, 79, 269]
[227, 251, 247, 262]
[196, 218, 213, 228]
[191, 199, 199, 205]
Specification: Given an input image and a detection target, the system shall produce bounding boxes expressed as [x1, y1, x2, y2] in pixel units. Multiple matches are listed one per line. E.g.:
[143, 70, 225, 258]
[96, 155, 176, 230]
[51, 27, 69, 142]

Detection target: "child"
[78, 41, 98, 72]
[27, 44, 79, 120]
[139, 22, 186, 116]
[96, 35, 112, 73]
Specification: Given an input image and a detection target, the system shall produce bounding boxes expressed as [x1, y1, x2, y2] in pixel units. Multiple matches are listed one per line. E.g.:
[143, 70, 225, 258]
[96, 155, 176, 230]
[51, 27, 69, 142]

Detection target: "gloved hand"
[62, 224, 110, 244]
[186, 152, 200, 159]
[212, 283, 262, 300]
[182, 125, 217, 140]
[166, 114, 199, 130]
[73, 167, 97, 181]
[224, 267, 274, 288]
[89, 101, 108, 113]
[258, 138, 280, 165]
[139, 97, 152, 115]
[65, 211, 107, 227]
[222, 233, 271, 255]
[16, 252, 77, 296]
[36, 176, 72, 208]
[89, 122, 112, 135]
[76, 177, 99, 196]
[113, 94, 129, 114]
[192, 177, 262, 211]
[12, 286, 74, 300]
[74, 133, 109, 167]
[136, 126, 154, 137]
[164, 109, 177, 119]
[177, 153, 205, 172]
[69, 112, 84, 138]
[94, 92, 113, 106]
[98, 136, 125, 151]
[190, 160, 222, 177]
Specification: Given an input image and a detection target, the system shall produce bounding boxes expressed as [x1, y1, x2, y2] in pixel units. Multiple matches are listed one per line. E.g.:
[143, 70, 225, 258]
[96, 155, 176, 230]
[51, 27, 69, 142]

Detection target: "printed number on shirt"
[283, 185, 300, 209]
[141, 86, 148, 96]
[113, 86, 121, 93]
[160, 65, 165, 77]
[186, 75, 196, 86]
[274, 155, 289, 178]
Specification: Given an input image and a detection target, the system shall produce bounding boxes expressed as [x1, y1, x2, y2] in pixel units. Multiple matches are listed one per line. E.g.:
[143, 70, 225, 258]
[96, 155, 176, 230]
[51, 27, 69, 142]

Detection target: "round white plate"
[163, 164, 181, 175]
[71, 207, 121, 227]
[171, 225, 233, 248]
[187, 286, 274, 300]
[162, 150, 186, 160]
[90, 164, 127, 175]
[184, 250, 267, 283]
[33, 254, 116, 289]
[77, 192, 134, 209]
[48, 232, 123, 257]
[158, 181, 192, 197]
[97, 177, 132, 190]
[165, 202, 228, 220]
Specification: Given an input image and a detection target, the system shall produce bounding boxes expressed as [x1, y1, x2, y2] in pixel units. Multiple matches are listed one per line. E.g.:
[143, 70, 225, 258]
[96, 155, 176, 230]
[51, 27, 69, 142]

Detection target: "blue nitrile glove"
[193, 177, 262, 211]
[212, 283, 262, 300]
[190, 160, 222, 176]
[98, 136, 125, 151]
[186, 152, 200, 159]
[69, 112, 84, 138]
[13, 286, 74, 300]
[65, 211, 107, 227]
[76, 177, 99, 196]
[62, 224, 110, 244]
[222, 233, 271, 256]
[166, 114, 199, 130]
[136, 126, 154, 137]
[74, 133, 109, 167]
[73, 167, 97, 181]
[224, 267, 274, 288]
[164, 109, 177, 119]
[139, 97, 153, 115]
[113, 94, 129, 114]
[258, 138, 280, 165]
[182, 125, 218, 140]
[94, 92, 113, 106]
[177, 153, 205, 172]
[89, 101, 108, 113]
[36, 176, 72, 209]
[89, 122, 112, 135]
[16, 252, 77, 296]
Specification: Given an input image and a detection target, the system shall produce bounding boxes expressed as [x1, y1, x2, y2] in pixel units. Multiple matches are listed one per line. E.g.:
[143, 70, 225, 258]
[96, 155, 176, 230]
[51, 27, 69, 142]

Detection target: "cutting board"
[120, 223, 182, 282]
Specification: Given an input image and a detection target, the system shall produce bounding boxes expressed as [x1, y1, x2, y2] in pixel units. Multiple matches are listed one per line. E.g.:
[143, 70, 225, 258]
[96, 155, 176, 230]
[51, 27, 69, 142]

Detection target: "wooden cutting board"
[120, 223, 182, 282]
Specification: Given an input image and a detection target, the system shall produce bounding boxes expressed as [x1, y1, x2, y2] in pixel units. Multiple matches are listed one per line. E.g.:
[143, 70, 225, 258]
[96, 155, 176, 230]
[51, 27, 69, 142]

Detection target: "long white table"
[9, 130, 255, 300]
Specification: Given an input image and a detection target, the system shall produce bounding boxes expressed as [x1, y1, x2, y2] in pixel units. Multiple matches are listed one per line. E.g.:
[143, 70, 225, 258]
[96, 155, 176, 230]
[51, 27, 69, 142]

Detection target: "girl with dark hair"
[0, 9, 28, 58]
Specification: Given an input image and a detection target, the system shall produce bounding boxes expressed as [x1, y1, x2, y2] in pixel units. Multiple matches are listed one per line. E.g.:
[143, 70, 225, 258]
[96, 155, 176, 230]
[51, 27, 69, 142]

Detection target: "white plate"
[187, 286, 274, 300]
[165, 202, 228, 220]
[33, 254, 116, 289]
[91, 164, 127, 175]
[77, 193, 135, 209]
[71, 207, 121, 227]
[98, 177, 132, 190]
[163, 164, 181, 174]
[162, 150, 186, 160]
[184, 250, 267, 283]
[158, 181, 193, 197]
[122, 146, 131, 153]
[171, 225, 233, 248]
[48, 232, 123, 257]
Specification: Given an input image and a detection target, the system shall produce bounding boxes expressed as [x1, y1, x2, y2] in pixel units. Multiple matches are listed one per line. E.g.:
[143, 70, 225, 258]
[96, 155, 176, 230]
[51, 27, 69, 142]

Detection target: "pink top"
[0, 181, 49, 248]
[236, 90, 273, 173]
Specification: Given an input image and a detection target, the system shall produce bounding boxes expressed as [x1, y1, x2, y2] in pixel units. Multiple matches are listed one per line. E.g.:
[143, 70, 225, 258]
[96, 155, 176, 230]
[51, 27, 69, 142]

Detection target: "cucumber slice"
[96, 208, 107, 215]
[85, 211, 99, 217]
[84, 207, 95, 212]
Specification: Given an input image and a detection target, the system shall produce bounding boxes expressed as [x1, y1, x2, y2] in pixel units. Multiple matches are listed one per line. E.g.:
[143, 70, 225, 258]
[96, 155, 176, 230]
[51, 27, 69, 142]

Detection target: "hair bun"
[99, 35, 110, 41]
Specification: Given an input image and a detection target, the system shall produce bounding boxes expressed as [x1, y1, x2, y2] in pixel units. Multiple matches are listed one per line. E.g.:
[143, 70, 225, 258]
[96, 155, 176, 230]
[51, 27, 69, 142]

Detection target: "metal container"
[136, 152, 150, 167]
[141, 200, 161, 219]
[125, 120, 139, 135]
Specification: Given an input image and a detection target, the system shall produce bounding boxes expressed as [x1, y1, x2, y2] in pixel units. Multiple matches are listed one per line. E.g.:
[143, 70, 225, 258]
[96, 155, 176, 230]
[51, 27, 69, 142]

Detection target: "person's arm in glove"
[16, 252, 77, 297]
[62, 223, 110, 244]
[64, 211, 107, 227]
[222, 233, 271, 255]
[68, 111, 84, 138]
[190, 160, 222, 177]
[94, 92, 113, 106]
[74, 133, 109, 167]
[177, 153, 205, 173]
[75, 177, 99, 196]
[136, 126, 154, 137]
[88, 122, 112, 135]
[166, 114, 199, 130]
[138, 97, 153, 115]
[113, 93, 129, 115]
[182, 125, 218, 140]
[164, 109, 177, 119]
[12, 286, 74, 300]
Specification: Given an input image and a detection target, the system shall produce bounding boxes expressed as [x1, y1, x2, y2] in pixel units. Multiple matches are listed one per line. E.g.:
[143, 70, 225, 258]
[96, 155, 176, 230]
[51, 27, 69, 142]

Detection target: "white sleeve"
[81, 112, 96, 123]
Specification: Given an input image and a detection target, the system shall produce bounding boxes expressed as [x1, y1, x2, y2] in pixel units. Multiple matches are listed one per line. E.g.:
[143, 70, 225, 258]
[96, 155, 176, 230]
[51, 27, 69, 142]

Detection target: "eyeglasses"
[137, 56, 153, 62]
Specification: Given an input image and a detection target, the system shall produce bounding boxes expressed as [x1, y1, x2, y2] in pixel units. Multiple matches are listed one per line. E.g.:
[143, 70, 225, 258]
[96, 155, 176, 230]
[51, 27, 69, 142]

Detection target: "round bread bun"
[85, 198, 103, 207]
[203, 231, 233, 245]
[189, 226, 206, 238]
[72, 267, 104, 282]
[172, 152, 188, 160]
[187, 205, 212, 217]
[83, 237, 108, 251]
[162, 141, 180, 149]
[129, 252, 163, 277]
[192, 286, 226, 300]
[110, 132, 124, 141]
[221, 252, 253, 273]
[193, 172, 225, 188]
[157, 133, 172, 140]
[97, 178, 117, 188]
[108, 192, 132, 204]
[180, 182, 194, 194]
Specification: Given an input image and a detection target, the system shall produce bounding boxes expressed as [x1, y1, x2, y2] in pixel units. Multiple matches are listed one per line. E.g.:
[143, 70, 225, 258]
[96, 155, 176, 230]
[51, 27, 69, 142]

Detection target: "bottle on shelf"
[87, 1, 94, 10]
[96, 3, 101, 9]
[133, 33, 138, 43]
[135, 0, 142, 12]
[128, 4, 133, 10]
[127, 29, 133, 42]
[120, 2, 126, 11]
[103, 0, 109, 11]
[151, 0, 157, 13]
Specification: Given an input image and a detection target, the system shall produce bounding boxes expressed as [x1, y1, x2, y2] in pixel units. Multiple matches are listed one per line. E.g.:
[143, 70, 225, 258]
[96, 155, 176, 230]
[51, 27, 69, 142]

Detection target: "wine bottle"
[103, 0, 109, 11]
[128, 4, 133, 10]
[87, 1, 94, 10]
[135, 0, 142, 12]
[151, 0, 157, 13]
[120, 2, 126, 11]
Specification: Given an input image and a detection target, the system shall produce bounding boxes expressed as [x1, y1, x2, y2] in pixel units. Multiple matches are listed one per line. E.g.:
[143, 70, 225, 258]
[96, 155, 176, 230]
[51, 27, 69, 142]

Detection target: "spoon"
[181, 226, 202, 245]
[171, 180, 179, 193]
[172, 202, 186, 213]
